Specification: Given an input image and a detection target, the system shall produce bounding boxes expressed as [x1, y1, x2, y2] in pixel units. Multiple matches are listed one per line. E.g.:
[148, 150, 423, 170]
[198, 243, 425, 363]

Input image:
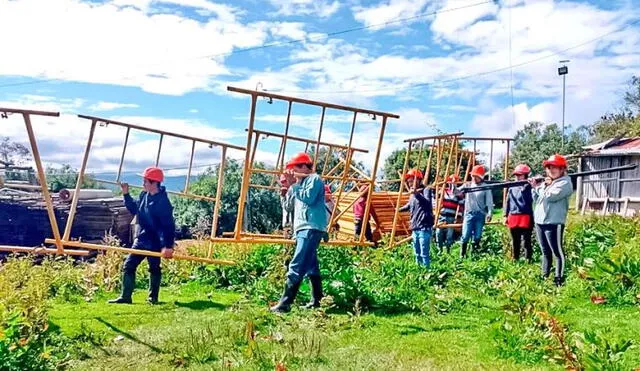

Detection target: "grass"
[48, 281, 640, 370]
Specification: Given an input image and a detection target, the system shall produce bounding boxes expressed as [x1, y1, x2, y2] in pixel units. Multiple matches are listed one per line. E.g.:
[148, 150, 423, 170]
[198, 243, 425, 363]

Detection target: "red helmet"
[140, 166, 164, 182]
[286, 152, 313, 169]
[512, 164, 531, 175]
[543, 154, 567, 168]
[470, 165, 486, 177]
[324, 184, 332, 195]
[405, 168, 424, 179]
[447, 174, 460, 182]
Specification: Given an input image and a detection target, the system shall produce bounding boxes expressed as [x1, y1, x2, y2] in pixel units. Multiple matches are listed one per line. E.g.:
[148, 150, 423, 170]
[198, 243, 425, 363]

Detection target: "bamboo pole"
[116, 127, 130, 183]
[423, 139, 436, 186]
[473, 140, 477, 168]
[312, 107, 326, 172]
[184, 140, 196, 192]
[434, 137, 457, 229]
[329, 112, 357, 230]
[0, 245, 90, 256]
[503, 140, 511, 209]
[389, 142, 413, 248]
[95, 179, 216, 202]
[321, 145, 333, 175]
[22, 113, 64, 253]
[489, 139, 494, 180]
[155, 133, 164, 167]
[359, 116, 387, 243]
[416, 140, 425, 170]
[62, 120, 97, 241]
[44, 239, 236, 265]
[208, 237, 375, 247]
[208, 146, 226, 258]
[234, 94, 258, 239]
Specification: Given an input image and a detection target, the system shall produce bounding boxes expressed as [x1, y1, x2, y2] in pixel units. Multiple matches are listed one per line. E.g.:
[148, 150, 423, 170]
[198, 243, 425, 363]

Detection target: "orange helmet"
[139, 166, 164, 182]
[543, 154, 567, 168]
[405, 168, 424, 179]
[512, 164, 531, 175]
[470, 165, 486, 177]
[286, 152, 313, 169]
[447, 174, 460, 182]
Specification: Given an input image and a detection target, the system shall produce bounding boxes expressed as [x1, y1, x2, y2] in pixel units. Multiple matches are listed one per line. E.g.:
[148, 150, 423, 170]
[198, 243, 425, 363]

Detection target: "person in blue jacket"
[109, 166, 175, 305]
[398, 169, 435, 267]
[504, 164, 535, 262]
[271, 152, 327, 313]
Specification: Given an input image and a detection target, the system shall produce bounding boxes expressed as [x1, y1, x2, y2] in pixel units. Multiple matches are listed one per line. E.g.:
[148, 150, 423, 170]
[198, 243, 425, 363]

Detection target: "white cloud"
[352, 0, 431, 28]
[89, 102, 140, 111]
[268, 0, 340, 18]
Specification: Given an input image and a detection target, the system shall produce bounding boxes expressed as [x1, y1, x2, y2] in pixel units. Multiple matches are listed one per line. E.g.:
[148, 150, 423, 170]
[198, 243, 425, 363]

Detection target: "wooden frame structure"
[387, 133, 513, 248]
[212, 86, 399, 247]
[0, 107, 236, 265]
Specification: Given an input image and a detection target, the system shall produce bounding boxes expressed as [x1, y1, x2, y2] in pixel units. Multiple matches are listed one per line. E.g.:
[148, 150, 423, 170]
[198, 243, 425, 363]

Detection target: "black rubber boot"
[554, 276, 565, 287]
[303, 276, 323, 309]
[270, 278, 301, 313]
[460, 242, 468, 258]
[148, 272, 161, 304]
[109, 271, 135, 304]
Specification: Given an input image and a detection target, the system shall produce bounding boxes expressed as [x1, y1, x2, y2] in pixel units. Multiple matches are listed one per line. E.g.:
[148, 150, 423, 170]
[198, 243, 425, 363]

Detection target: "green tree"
[46, 165, 98, 192]
[586, 75, 640, 143]
[510, 122, 587, 175]
[0, 137, 30, 166]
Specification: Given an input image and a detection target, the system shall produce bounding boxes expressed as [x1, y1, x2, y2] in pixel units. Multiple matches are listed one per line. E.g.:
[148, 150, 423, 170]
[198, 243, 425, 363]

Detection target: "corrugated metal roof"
[582, 137, 640, 156]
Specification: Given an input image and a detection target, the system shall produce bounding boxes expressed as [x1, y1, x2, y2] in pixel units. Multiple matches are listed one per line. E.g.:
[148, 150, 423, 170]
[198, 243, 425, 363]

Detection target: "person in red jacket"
[504, 164, 534, 262]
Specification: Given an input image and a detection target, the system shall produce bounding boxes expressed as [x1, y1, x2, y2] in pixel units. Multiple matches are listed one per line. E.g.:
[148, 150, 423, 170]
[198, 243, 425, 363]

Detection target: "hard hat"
[446, 174, 460, 182]
[286, 152, 313, 169]
[139, 166, 164, 182]
[542, 154, 567, 168]
[405, 168, 424, 179]
[470, 165, 486, 177]
[512, 164, 531, 175]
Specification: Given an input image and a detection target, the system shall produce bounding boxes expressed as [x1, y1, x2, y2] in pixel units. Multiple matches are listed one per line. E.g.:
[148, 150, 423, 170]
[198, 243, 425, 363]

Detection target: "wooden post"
[62, 120, 97, 241]
[623, 197, 630, 216]
[22, 113, 64, 252]
[389, 142, 412, 248]
[233, 94, 257, 239]
[581, 197, 588, 215]
[312, 107, 326, 172]
[321, 145, 333, 175]
[116, 127, 130, 183]
[434, 137, 457, 228]
[601, 197, 609, 216]
[423, 139, 436, 186]
[416, 140, 425, 170]
[208, 146, 227, 258]
[575, 156, 583, 211]
[502, 140, 510, 209]
[359, 116, 387, 243]
[472, 140, 477, 168]
[488, 139, 494, 180]
[328, 112, 357, 230]
[185, 140, 196, 192]
[156, 133, 164, 167]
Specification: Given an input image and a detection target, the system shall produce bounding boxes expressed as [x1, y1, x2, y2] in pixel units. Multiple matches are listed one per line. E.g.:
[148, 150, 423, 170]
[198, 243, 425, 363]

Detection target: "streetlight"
[558, 60, 570, 149]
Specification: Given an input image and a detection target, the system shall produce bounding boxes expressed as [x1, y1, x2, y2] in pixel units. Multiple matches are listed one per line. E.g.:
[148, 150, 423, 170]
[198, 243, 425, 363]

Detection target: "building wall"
[578, 155, 640, 215]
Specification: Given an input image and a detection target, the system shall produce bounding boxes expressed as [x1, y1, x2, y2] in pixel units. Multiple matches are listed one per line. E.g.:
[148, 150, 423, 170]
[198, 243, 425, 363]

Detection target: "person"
[530, 154, 573, 287]
[353, 183, 382, 244]
[457, 165, 493, 257]
[436, 174, 464, 253]
[398, 169, 435, 267]
[324, 184, 340, 235]
[271, 153, 327, 313]
[279, 174, 295, 239]
[504, 164, 534, 262]
[109, 166, 175, 305]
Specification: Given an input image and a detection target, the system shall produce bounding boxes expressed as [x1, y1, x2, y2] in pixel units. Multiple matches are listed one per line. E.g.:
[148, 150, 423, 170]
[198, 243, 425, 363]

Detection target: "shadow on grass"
[174, 300, 227, 311]
[95, 317, 164, 354]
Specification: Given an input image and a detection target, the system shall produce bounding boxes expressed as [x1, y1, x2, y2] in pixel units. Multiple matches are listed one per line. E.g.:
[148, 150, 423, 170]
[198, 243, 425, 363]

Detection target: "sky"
[1, 0, 639, 178]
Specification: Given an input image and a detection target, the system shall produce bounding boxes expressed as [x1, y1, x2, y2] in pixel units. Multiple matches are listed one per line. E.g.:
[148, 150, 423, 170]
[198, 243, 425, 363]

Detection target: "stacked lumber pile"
[0, 190, 133, 248]
[335, 191, 411, 238]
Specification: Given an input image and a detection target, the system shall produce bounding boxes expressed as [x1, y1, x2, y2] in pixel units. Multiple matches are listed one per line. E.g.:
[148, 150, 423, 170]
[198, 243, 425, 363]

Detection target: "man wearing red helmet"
[398, 168, 435, 267]
[109, 166, 175, 305]
[504, 164, 534, 262]
[529, 154, 573, 286]
[457, 165, 493, 257]
[271, 153, 327, 313]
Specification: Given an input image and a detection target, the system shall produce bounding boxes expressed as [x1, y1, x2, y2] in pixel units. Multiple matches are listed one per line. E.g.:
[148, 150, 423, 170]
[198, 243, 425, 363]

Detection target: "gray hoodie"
[533, 175, 573, 225]
[459, 182, 494, 216]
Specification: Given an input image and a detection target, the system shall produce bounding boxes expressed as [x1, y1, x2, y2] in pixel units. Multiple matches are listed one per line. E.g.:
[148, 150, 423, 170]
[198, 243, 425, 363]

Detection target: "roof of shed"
[581, 137, 640, 156]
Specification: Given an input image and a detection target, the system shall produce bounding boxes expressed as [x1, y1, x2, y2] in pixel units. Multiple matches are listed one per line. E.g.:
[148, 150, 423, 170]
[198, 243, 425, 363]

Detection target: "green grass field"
[48, 281, 640, 370]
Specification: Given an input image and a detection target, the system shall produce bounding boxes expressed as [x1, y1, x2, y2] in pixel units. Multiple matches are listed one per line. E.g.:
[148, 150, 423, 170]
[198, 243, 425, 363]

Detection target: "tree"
[509, 122, 587, 175]
[0, 137, 30, 166]
[46, 164, 98, 192]
[172, 159, 282, 237]
[623, 75, 640, 114]
[586, 76, 640, 144]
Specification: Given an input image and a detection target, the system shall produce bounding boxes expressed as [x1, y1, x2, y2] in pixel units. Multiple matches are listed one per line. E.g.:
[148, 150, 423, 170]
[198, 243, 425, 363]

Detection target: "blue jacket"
[399, 188, 434, 231]
[504, 184, 534, 217]
[291, 174, 327, 233]
[124, 187, 175, 251]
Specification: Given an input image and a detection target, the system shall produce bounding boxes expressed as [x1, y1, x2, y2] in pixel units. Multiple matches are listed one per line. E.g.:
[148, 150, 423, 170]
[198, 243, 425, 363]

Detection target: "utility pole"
[558, 60, 570, 150]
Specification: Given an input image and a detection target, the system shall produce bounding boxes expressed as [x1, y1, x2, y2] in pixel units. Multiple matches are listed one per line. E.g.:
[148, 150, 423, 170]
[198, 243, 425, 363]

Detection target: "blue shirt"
[291, 174, 328, 233]
[124, 186, 175, 251]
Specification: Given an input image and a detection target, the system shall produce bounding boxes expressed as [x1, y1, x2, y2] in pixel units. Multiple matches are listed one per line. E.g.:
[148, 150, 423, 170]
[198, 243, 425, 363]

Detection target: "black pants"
[354, 219, 373, 242]
[123, 251, 161, 276]
[510, 227, 533, 262]
[535, 224, 565, 279]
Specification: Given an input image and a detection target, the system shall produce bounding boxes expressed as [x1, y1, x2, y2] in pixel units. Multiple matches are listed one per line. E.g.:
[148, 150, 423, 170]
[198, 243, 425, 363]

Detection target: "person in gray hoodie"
[457, 165, 493, 257]
[530, 154, 573, 287]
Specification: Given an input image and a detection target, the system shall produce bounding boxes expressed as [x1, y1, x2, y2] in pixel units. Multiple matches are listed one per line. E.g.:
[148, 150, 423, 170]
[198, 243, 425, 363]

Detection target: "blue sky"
[1, 0, 639, 176]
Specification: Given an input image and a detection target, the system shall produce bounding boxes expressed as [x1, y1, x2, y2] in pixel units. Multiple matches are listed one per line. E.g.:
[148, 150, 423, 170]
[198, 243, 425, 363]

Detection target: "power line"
[272, 17, 640, 95]
[0, 1, 493, 90]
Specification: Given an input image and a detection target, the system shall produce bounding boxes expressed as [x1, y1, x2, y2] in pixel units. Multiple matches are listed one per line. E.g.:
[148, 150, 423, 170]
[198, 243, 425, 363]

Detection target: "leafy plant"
[575, 329, 635, 371]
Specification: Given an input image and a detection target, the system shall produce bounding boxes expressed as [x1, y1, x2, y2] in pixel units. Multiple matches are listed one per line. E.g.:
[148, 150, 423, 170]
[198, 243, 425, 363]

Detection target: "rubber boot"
[303, 276, 323, 309]
[109, 271, 135, 304]
[460, 242, 468, 258]
[554, 276, 565, 287]
[270, 278, 301, 313]
[148, 272, 161, 304]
